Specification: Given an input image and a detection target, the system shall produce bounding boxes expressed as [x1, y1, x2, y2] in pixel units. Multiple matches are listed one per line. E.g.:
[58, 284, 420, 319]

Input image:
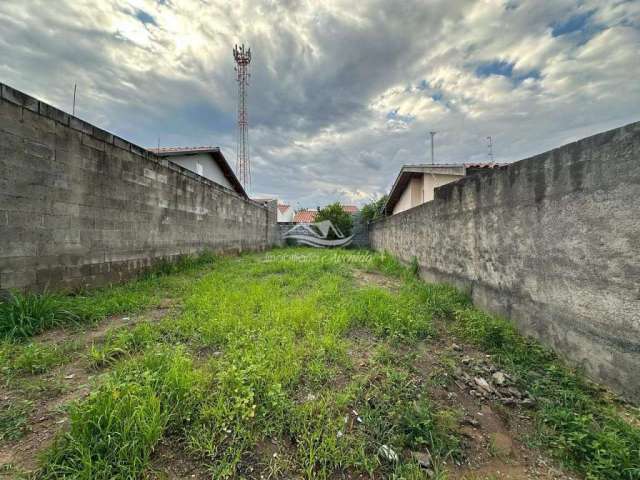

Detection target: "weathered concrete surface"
[0, 83, 279, 292]
[370, 122, 640, 400]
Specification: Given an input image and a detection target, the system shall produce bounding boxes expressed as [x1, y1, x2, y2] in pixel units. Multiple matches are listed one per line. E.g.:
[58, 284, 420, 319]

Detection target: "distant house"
[293, 205, 359, 224]
[252, 198, 294, 222]
[149, 146, 247, 198]
[277, 204, 294, 222]
[384, 163, 504, 215]
[293, 209, 317, 224]
[341, 205, 359, 215]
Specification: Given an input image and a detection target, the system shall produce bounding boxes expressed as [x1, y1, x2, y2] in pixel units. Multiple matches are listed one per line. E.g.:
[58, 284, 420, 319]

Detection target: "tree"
[315, 203, 353, 238]
[361, 194, 388, 223]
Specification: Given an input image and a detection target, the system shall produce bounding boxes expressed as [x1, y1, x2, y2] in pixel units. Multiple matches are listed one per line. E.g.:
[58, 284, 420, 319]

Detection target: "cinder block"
[91, 127, 113, 144]
[81, 133, 105, 152]
[69, 117, 93, 135]
[1, 85, 39, 112]
[113, 136, 130, 151]
[39, 102, 69, 125]
[130, 144, 145, 156]
[0, 270, 36, 290]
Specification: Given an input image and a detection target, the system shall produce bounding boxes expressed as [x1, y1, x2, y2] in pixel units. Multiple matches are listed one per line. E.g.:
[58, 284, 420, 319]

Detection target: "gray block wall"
[370, 121, 640, 400]
[0, 83, 279, 292]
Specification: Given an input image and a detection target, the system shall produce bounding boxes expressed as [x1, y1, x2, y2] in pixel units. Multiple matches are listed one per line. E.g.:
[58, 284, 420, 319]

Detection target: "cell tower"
[487, 136, 494, 162]
[233, 44, 252, 190]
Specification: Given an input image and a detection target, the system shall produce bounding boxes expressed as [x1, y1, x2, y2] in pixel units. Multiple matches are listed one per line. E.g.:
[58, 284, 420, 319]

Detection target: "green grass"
[1, 340, 80, 377]
[0, 251, 217, 342]
[0, 292, 77, 340]
[0, 400, 32, 442]
[448, 306, 640, 479]
[5, 248, 636, 479]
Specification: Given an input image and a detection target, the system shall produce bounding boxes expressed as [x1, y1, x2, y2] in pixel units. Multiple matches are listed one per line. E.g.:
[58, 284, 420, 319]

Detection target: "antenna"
[72, 83, 77, 116]
[233, 44, 252, 191]
[429, 131, 436, 164]
[487, 136, 494, 162]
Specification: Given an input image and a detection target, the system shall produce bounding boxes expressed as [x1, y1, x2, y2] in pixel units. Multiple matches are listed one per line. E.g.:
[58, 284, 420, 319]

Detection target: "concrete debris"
[450, 350, 536, 407]
[378, 444, 399, 462]
[461, 417, 480, 428]
[411, 450, 432, 469]
[492, 371, 507, 385]
[474, 377, 492, 392]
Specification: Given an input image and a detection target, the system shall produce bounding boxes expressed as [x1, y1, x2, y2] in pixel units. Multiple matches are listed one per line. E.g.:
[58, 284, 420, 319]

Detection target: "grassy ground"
[0, 248, 638, 479]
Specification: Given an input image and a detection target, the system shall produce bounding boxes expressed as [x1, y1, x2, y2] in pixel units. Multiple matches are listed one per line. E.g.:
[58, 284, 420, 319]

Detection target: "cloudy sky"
[1, 0, 639, 207]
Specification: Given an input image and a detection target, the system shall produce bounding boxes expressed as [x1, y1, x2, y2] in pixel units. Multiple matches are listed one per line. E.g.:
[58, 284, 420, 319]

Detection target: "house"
[293, 209, 317, 224]
[277, 204, 294, 222]
[149, 146, 247, 198]
[384, 163, 504, 215]
[341, 205, 359, 215]
[292, 205, 359, 224]
[252, 198, 294, 222]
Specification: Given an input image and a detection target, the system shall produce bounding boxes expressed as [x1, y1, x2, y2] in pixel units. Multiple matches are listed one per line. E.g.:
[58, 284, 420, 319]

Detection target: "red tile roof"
[293, 210, 317, 223]
[463, 162, 504, 169]
[341, 205, 359, 214]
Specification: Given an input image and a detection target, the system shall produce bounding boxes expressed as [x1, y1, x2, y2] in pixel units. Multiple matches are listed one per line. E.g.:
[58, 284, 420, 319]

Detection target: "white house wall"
[169, 153, 234, 190]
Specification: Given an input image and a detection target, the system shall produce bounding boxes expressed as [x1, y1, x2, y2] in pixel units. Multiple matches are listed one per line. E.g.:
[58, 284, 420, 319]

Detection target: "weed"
[0, 292, 77, 340]
[2, 341, 79, 376]
[450, 304, 640, 479]
[88, 322, 158, 368]
[21, 248, 639, 480]
[0, 400, 32, 441]
[42, 347, 202, 480]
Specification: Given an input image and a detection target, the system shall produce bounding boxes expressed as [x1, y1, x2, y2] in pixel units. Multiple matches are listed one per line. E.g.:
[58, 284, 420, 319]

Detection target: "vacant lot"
[1, 248, 638, 479]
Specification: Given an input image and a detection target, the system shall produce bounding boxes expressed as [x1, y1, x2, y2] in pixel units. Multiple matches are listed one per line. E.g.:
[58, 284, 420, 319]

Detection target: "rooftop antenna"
[72, 83, 77, 116]
[233, 43, 252, 191]
[487, 136, 494, 162]
[429, 131, 437, 164]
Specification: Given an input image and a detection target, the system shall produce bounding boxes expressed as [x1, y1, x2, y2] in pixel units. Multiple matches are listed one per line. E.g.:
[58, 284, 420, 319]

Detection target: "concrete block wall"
[0, 83, 279, 292]
[370, 121, 640, 400]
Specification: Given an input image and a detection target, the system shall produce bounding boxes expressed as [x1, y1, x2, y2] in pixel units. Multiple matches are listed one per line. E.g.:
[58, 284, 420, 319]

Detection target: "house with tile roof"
[277, 204, 294, 222]
[384, 163, 506, 215]
[148, 146, 247, 198]
[293, 209, 318, 224]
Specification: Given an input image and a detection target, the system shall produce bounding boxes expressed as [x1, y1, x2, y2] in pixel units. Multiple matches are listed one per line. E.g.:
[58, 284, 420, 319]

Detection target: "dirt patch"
[0, 303, 176, 475]
[34, 299, 178, 347]
[412, 336, 579, 480]
[352, 270, 402, 291]
[148, 438, 211, 480]
[0, 362, 94, 473]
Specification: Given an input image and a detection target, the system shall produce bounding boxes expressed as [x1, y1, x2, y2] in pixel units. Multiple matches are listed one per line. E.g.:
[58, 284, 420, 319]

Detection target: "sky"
[1, 0, 639, 208]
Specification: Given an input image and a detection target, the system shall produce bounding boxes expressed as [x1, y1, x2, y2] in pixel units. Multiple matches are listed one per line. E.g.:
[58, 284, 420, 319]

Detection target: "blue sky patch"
[386, 109, 414, 124]
[135, 9, 157, 25]
[475, 60, 540, 85]
[551, 11, 593, 37]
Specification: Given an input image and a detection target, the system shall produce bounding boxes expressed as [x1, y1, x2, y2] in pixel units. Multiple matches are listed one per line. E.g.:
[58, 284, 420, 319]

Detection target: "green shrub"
[315, 203, 353, 238]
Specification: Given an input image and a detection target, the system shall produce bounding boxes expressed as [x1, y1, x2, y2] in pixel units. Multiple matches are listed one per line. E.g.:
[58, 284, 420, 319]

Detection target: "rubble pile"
[452, 350, 536, 408]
